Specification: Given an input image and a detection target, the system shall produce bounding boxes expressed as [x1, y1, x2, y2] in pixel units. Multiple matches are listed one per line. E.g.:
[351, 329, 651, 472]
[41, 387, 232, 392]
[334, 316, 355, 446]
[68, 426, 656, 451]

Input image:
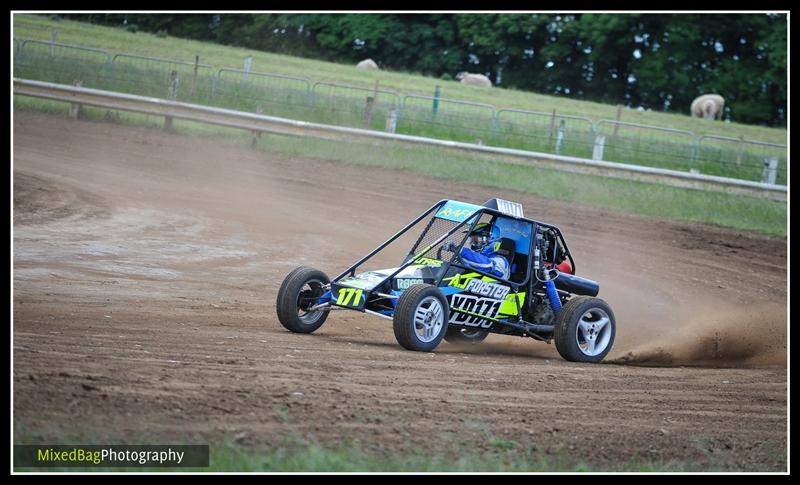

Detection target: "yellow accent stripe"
[499, 292, 526, 316]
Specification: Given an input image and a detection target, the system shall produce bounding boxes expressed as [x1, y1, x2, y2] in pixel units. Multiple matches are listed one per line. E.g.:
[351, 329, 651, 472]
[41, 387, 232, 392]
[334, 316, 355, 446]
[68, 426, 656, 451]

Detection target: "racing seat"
[494, 237, 517, 281]
[494, 237, 515, 260]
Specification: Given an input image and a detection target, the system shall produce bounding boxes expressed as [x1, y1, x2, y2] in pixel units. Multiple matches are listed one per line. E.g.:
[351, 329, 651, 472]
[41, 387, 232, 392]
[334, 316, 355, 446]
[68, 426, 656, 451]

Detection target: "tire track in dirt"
[13, 111, 787, 469]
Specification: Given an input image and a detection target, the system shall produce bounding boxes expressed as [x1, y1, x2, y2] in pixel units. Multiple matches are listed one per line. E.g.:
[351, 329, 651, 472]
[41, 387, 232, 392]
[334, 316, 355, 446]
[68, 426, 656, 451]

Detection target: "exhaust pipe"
[554, 272, 599, 297]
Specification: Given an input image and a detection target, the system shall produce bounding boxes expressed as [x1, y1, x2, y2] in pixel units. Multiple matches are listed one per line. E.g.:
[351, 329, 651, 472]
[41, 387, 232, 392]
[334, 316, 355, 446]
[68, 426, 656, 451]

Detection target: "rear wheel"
[554, 296, 615, 363]
[393, 284, 449, 352]
[276, 266, 330, 333]
[444, 326, 489, 344]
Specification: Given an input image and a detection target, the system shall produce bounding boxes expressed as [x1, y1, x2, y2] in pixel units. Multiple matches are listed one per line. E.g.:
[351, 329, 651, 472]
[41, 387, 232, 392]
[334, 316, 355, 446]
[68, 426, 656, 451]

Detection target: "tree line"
[61, 13, 787, 127]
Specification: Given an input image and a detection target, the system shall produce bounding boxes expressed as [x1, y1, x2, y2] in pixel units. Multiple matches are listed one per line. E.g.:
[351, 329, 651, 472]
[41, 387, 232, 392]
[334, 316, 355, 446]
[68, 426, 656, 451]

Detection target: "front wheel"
[393, 284, 449, 352]
[554, 296, 616, 363]
[276, 266, 330, 334]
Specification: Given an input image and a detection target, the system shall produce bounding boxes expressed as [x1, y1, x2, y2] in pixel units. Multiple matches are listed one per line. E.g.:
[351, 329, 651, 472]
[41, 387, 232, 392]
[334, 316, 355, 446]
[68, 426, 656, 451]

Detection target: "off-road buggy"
[276, 198, 615, 363]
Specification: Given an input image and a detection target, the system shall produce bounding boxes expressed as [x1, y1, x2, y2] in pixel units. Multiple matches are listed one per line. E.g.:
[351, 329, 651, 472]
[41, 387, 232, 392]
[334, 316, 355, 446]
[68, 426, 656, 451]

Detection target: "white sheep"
[356, 59, 379, 70]
[455, 72, 492, 87]
[690, 94, 725, 120]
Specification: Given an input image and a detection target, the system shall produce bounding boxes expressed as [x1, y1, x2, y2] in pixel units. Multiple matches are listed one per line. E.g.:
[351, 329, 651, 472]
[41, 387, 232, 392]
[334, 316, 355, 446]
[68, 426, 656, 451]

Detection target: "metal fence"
[112, 53, 215, 75]
[111, 53, 216, 101]
[17, 39, 111, 64]
[495, 109, 596, 159]
[215, 68, 312, 118]
[594, 120, 699, 173]
[312, 82, 401, 131]
[399, 95, 496, 144]
[14, 78, 786, 201]
[12, 37, 788, 187]
[697, 135, 787, 186]
[15, 40, 112, 88]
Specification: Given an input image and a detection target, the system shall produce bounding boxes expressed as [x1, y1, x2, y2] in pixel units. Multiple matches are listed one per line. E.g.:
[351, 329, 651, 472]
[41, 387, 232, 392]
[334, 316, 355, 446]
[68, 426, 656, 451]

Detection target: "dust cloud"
[609, 300, 786, 367]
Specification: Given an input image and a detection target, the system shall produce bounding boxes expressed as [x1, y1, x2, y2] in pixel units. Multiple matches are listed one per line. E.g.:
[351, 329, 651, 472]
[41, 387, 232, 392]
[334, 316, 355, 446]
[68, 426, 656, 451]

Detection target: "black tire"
[393, 284, 449, 352]
[276, 266, 330, 334]
[554, 296, 616, 363]
[443, 326, 490, 344]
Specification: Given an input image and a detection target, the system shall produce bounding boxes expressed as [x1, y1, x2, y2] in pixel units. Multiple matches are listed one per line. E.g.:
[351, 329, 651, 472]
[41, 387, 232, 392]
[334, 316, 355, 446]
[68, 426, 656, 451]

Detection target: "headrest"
[494, 237, 516, 258]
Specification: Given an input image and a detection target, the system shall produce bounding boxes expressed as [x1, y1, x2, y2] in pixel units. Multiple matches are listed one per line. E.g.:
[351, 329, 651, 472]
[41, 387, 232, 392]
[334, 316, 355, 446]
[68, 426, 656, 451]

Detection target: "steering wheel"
[437, 241, 461, 263]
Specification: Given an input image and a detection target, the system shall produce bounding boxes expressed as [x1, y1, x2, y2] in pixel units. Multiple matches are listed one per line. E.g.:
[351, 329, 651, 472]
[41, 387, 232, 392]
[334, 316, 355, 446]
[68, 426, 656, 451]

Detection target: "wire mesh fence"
[111, 54, 216, 102]
[593, 120, 699, 173]
[311, 82, 401, 131]
[398, 96, 496, 145]
[696, 135, 787, 186]
[214, 69, 312, 118]
[12, 37, 788, 187]
[15, 40, 112, 88]
[495, 109, 596, 159]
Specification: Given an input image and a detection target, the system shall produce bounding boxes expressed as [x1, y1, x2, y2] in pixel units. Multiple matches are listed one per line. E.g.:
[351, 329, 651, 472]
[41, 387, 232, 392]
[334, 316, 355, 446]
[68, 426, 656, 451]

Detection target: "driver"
[443, 222, 511, 279]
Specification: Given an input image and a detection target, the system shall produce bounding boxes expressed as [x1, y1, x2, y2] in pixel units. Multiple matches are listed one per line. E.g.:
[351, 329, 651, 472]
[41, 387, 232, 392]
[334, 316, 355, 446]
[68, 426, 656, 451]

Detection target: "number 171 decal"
[336, 287, 364, 307]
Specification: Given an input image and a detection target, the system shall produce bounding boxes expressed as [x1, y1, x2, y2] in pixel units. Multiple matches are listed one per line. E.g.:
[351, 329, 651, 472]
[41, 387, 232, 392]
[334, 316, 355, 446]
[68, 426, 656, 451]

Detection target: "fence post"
[252, 106, 264, 148]
[554, 119, 566, 155]
[306, 81, 314, 107]
[164, 70, 179, 131]
[190, 55, 199, 97]
[762, 157, 778, 185]
[168, 70, 180, 100]
[592, 135, 605, 161]
[49, 29, 58, 57]
[69, 80, 82, 120]
[613, 105, 622, 137]
[212, 68, 223, 100]
[363, 79, 380, 128]
[243, 55, 252, 81]
[736, 135, 744, 166]
[385, 107, 398, 133]
[690, 137, 700, 171]
[548, 109, 557, 149]
[364, 96, 375, 128]
[432, 85, 441, 115]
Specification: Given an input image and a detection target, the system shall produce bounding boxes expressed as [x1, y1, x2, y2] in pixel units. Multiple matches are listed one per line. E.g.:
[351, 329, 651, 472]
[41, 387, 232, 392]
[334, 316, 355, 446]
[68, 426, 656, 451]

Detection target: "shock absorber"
[545, 279, 561, 315]
[535, 228, 561, 315]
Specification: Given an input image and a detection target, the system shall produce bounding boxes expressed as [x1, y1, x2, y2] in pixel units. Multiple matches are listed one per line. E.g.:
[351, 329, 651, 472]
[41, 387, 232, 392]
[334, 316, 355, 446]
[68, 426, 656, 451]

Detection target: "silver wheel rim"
[297, 278, 325, 325]
[414, 296, 445, 343]
[575, 307, 613, 357]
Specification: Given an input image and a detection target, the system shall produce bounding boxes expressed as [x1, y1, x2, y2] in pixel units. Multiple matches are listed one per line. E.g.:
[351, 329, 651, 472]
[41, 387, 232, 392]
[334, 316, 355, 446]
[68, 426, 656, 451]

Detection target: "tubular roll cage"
[332, 200, 575, 315]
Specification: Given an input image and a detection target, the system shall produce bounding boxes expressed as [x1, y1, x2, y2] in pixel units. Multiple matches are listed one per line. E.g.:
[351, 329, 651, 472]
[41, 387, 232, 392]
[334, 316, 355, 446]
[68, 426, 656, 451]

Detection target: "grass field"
[13, 97, 788, 238]
[12, 14, 789, 184]
[11, 14, 787, 144]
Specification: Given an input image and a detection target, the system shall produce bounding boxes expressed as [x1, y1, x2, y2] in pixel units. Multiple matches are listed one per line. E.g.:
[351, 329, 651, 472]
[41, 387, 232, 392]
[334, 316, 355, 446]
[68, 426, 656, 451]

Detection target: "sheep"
[690, 94, 725, 120]
[455, 72, 492, 87]
[356, 59, 379, 70]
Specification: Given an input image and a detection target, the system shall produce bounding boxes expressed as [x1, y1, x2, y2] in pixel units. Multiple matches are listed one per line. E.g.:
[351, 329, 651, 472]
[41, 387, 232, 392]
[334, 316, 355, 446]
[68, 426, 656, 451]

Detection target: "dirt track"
[13, 111, 787, 470]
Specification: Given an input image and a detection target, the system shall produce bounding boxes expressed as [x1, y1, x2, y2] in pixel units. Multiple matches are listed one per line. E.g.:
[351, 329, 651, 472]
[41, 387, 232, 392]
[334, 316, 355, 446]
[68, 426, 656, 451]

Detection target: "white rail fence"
[13, 78, 787, 201]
